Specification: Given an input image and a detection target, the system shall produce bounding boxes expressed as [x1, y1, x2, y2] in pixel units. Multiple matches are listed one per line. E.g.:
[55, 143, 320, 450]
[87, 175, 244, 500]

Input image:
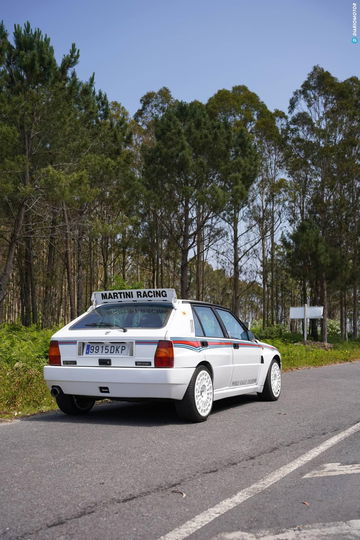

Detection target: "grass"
[265, 339, 360, 370]
[0, 324, 359, 419]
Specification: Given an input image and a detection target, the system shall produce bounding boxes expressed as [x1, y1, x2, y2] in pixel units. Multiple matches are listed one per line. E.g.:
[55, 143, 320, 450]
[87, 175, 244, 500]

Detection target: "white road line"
[212, 519, 360, 539]
[159, 421, 360, 540]
[303, 462, 360, 478]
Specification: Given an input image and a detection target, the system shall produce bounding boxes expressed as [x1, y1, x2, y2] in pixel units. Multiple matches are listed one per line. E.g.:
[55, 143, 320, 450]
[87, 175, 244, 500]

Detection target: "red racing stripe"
[173, 340, 201, 347]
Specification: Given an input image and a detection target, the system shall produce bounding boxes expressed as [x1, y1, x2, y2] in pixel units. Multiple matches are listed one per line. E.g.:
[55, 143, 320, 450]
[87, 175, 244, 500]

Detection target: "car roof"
[179, 299, 228, 310]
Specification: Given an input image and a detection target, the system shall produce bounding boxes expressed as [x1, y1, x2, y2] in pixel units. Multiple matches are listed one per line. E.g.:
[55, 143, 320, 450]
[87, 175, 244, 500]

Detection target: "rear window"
[70, 303, 172, 330]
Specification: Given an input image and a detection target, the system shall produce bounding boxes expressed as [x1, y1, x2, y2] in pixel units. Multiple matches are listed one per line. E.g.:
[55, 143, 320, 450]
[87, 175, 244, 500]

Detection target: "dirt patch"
[294, 340, 334, 350]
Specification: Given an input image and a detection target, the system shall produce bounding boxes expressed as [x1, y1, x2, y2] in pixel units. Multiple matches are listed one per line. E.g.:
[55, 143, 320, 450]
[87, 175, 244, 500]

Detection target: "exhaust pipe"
[51, 386, 62, 398]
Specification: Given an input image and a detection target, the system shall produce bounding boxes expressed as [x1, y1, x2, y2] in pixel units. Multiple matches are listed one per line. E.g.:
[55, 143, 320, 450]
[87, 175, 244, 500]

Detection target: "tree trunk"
[196, 209, 204, 301]
[180, 201, 190, 298]
[320, 275, 328, 343]
[18, 244, 31, 326]
[344, 291, 348, 342]
[63, 203, 76, 320]
[23, 216, 37, 326]
[261, 232, 267, 328]
[0, 204, 26, 307]
[353, 284, 358, 338]
[270, 203, 275, 325]
[76, 225, 84, 316]
[232, 212, 240, 317]
[101, 236, 109, 289]
[42, 216, 57, 327]
[122, 245, 127, 282]
[25, 236, 38, 324]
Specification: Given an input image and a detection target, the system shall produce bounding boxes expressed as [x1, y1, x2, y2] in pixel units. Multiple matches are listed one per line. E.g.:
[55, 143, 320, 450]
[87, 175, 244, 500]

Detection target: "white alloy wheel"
[258, 358, 282, 401]
[270, 361, 281, 398]
[194, 369, 213, 417]
[175, 365, 214, 422]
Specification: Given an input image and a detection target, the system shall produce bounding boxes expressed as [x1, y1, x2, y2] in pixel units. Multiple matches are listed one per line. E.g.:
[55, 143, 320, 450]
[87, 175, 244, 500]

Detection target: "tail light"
[48, 340, 61, 365]
[154, 340, 174, 368]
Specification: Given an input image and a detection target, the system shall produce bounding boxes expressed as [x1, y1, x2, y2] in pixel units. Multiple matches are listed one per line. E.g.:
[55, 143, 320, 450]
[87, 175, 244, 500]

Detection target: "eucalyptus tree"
[285, 66, 360, 340]
[133, 88, 176, 288]
[328, 75, 360, 337]
[86, 103, 139, 293]
[207, 86, 278, 317]
[217, 126, 258, 315]
[143, 100, 227, 297]
[250, 110, 287, 326]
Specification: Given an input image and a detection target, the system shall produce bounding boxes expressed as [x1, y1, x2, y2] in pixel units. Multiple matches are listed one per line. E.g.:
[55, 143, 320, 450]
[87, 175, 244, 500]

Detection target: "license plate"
[84, 343, 130, 356]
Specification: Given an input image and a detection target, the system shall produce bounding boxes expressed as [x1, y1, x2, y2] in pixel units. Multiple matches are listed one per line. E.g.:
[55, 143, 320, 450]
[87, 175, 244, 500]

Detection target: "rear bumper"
[44, 366, 193, 400]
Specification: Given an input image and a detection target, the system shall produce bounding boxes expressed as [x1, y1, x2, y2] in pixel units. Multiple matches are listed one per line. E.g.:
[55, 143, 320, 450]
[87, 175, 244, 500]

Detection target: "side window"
[216, 309, 249, 341]
[193, 310, 205, 336]
[193, 306, 224, 338]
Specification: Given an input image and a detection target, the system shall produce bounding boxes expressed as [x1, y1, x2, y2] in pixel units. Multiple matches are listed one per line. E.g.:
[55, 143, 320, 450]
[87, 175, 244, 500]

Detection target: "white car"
[44, 288, 281, 422]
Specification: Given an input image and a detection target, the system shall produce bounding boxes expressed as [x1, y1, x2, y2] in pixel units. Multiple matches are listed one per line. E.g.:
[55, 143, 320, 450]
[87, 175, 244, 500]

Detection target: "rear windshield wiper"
[85, 323, 127, 331]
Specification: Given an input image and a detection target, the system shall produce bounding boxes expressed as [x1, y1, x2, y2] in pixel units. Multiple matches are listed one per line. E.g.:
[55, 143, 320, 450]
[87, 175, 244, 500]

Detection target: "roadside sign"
[290, 306, 323, 319]
[289, 304, 324, 342]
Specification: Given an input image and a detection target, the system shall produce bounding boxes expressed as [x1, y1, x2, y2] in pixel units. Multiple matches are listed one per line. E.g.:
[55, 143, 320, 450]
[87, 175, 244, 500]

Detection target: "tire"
[175, 365, 213, 422]
[258, 359, 281, 401]
[56, 394, 95, 415]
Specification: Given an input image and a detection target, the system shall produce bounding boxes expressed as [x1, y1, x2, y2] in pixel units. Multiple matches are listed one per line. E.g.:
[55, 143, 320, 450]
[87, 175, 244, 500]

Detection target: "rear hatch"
[56, 302, 173, 368]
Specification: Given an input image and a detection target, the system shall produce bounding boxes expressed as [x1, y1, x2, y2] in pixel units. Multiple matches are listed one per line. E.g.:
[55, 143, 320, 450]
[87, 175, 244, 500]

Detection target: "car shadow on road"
[21, 394, 260, 427]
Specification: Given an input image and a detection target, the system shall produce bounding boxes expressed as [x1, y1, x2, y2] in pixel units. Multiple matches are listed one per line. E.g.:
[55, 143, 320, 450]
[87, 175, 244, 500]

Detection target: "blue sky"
[1, 0, 358, 115]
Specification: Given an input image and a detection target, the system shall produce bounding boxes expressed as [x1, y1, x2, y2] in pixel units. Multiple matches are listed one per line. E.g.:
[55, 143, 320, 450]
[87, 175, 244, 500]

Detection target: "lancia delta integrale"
[44, 288, 281, 422]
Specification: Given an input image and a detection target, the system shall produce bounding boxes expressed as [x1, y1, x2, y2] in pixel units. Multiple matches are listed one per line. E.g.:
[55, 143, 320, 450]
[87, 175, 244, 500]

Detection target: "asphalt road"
[1, 361, 360, 540]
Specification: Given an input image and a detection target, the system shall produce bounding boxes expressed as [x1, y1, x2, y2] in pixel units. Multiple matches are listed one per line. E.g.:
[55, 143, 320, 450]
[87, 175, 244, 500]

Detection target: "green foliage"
[109, 276, 144, 290]
[0, 363, 54, 417]
[282, 219, 339, 284]
[251, 323, 302, 343]
[283, 65, 360, 333]
[134, 86, 174, 129]
[0, 325, 58, 417]
[0, 22, 358, 347]
[327, 319, 341, 339]
[268, 339, 360, 371]
[0, 324, 55, 367]
[143, 99, 234, 296]
[1, 325, 359, 418]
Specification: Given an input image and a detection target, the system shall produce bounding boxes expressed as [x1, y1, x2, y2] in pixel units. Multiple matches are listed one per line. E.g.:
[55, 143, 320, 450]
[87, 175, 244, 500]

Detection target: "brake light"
[154, 340, 174, 368]
[48, 340, 61, 365]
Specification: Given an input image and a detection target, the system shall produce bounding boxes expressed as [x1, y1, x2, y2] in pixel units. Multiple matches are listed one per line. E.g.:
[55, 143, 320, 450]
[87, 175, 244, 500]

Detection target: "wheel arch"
[272, 354, 281, 368]
[196, 361, 213, 380]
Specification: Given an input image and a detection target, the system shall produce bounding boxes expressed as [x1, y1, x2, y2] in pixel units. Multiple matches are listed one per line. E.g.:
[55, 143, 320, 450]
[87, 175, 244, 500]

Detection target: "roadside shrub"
[327, 319, 341, 339]
[0, 363, 54, 416]
[0, 324, 55, 367]
[263, 339, 360, 370]
[251, 323, 302, 343]
[1, 324, 359, 418]
[0, 325, 58, 417]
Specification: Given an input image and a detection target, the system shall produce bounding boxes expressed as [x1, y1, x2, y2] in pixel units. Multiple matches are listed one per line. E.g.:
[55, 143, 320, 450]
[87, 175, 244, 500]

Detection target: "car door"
[192, 305, 233, 391]
[215, 309, 262, 388]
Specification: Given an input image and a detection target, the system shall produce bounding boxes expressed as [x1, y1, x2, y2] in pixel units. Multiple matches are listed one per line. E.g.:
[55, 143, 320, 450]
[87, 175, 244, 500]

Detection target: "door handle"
[233, 343, 239, 349]
[201, 341, 208, 347]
